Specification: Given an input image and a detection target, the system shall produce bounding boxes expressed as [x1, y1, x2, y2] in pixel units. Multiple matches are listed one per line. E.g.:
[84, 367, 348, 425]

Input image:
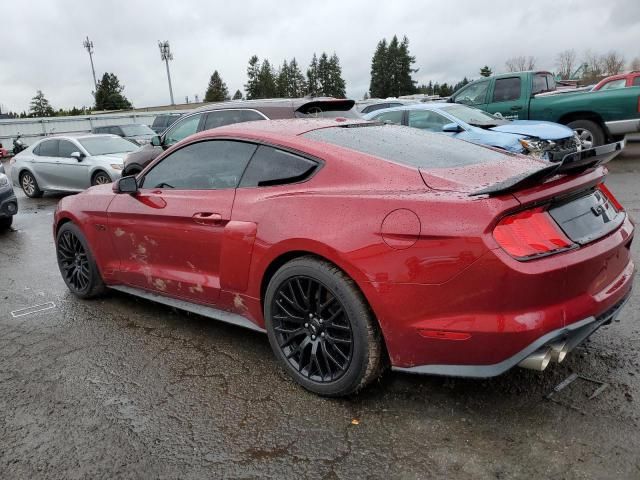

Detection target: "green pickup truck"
[449, 71, 640, 147]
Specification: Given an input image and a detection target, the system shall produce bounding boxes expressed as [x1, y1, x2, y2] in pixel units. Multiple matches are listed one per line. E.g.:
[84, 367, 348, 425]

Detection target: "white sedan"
[10, 134, 138, 198]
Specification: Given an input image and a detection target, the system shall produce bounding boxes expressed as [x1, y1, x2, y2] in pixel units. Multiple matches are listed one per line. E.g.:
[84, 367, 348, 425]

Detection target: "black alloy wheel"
[265, 256, 384, 396]
[271, 276, 354, 383]
[56, 223, 106, 298]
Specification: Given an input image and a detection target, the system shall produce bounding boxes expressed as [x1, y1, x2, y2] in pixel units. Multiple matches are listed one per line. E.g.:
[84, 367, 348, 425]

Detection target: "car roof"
[363, 102, 453, 117]
[191, 97, 352, 113]
[41, 134, 122, 141]
[186, 118, 371, 142]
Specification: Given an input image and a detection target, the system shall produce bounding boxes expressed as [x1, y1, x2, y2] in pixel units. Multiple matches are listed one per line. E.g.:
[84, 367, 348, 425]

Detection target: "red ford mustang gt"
[54, 119, 635, 396]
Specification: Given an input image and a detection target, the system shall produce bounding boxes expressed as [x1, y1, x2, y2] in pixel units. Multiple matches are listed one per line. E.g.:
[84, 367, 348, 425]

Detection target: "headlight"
[573, 132, 583, 151]
[519, 138, 555, 157]
[110, 164, 124, 170]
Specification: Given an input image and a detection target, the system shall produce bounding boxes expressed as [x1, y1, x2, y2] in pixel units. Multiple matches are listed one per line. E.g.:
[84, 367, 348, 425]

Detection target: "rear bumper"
[366, 215, 635, 372]
[393, 291, 631, 378]
[605, 119, 640, 136]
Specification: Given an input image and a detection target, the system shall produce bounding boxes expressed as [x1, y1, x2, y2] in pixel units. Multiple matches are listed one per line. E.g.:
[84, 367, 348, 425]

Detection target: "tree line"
[9, 40, 640, 117]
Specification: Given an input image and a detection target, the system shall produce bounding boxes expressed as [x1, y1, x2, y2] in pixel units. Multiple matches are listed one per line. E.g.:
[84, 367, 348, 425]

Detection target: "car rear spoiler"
[469, 141, 624, 197]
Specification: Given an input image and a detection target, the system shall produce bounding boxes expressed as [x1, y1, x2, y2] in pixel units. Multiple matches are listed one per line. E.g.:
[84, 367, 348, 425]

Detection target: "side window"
[454, 81, 489, 105]
[600, 79, 626, 90]
[58, 140, 78, 157]
[532, 74, 547, 94]
[493, 77, 521, 102]
[633, 77, 640, 87]
[164, 114, 202, 145]
[240, 146, 318, 188]
[33, 143, 41, 155]
[142, 140, 257, 190]
[38, 139, 59, 157]
[375, 110, 403, 124]
[408, 110, 452, 132]
[202, 110, 265, 131]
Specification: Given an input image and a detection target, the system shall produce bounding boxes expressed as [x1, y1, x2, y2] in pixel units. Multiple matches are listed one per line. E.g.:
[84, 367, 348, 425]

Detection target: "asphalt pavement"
[1, 144, 640, 479]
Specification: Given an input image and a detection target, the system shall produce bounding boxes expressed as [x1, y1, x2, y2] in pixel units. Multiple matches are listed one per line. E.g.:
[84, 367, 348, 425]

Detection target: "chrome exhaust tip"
[518, 347, 552, 371]
[548, 340, 569, 363]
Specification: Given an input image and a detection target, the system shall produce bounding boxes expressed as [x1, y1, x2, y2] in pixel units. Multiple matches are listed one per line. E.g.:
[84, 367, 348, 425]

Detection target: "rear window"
[303, 125, 508, 169]
[633, 76, 640, 87]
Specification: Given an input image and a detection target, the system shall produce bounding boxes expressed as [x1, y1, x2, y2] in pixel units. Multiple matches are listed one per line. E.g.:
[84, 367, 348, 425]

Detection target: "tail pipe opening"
[518, 347, 552, 371]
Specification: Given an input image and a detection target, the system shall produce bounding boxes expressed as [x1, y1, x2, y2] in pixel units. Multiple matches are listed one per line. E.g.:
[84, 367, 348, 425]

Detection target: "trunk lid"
[419, 156, 547, 194]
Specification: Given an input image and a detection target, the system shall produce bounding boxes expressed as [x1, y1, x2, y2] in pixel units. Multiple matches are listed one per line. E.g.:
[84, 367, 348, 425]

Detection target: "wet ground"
[1, 144, 640, 479]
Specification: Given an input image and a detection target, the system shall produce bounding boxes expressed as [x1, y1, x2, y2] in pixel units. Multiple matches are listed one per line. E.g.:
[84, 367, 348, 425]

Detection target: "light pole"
[158, 41, 175, 105]
[83, 36, 97, 92]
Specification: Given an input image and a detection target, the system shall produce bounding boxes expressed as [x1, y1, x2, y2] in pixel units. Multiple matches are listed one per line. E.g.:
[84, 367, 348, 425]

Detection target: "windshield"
[441, 104, 508, 127]
[120, 124, 155, 136]
[79, 136, 138, 155]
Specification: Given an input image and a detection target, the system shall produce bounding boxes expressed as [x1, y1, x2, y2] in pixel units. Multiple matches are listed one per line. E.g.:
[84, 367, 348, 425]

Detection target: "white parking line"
[10, 302, 56, 318]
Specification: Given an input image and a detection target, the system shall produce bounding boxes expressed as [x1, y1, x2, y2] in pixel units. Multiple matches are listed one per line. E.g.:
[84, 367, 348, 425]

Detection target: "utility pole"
[158, 41, 175, 105]
[83, 36, 98, 92]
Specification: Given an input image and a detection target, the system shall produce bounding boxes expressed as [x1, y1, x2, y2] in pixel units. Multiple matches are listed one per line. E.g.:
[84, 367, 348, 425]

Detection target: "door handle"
[510, 106, 523, 111]
[192, 212, 223, 225]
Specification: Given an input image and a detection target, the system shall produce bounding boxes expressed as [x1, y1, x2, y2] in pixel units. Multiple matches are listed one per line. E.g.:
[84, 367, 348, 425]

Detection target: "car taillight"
[493, 207, 573, 259]
[599, 183, 623, 211]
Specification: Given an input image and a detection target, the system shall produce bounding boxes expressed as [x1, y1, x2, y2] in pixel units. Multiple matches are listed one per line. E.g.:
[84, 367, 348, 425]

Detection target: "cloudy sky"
[0, 0, 638, 113]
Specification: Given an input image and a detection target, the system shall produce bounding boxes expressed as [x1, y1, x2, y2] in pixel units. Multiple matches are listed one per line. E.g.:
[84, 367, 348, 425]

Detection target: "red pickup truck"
[592, 72, 640, 91]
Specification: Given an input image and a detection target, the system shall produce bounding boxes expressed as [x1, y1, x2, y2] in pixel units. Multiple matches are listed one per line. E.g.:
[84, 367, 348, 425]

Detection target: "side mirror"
[113, 175, 138, 194]
[151, 135, 162, 147]
[442, 123, 463, 133]
[71, 151, 85, 161]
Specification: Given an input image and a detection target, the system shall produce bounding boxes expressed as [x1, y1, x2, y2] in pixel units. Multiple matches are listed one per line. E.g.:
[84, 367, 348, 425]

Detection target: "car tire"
[56, 222, 106, 299]
[20, 171, 43, 198]
[91, 171, 112, 186]
[0, 216, 12, 230]
[567, 119, 605, 148]
[264, 256, 384, 396]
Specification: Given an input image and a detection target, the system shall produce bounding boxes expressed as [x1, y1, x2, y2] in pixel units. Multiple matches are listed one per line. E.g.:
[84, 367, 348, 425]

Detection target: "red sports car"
[54, 119, 635, 396]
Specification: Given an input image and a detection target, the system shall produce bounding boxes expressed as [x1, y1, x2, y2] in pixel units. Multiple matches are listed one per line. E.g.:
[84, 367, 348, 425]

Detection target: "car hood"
[91, 152, 129, 163]
[489, 120, 574, 140]
[420, 153, 547, 194]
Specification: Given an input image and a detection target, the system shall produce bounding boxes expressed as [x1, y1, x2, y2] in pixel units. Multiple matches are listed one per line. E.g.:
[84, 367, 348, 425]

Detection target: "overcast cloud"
[0, 0, 639, 112]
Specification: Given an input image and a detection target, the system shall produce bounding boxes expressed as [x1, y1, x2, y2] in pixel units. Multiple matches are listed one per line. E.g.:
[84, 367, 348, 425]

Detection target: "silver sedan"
[9, 134, 138, 198]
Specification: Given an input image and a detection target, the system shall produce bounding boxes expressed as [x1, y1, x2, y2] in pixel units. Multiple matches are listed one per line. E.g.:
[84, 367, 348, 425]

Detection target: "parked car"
[449, 70, 640, 146]
[364, 103, 582, 160]
[54, 119, 632, 396]
[0, 172, 18, 230]
[92, 124, 156, 146]
[357, 101, 406, 115]
[592, 71, 640, 91]
[150, 113, 183, 134]
[10, 134, 138, 197]
[121, 97, 358, 175]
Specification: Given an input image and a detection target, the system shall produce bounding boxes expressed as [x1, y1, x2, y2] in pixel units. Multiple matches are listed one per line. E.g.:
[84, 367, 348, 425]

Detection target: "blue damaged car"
[363, 102, 582, 161]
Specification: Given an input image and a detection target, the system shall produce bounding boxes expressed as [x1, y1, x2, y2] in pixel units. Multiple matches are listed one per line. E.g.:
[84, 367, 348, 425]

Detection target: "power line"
[158, 41, 175, 105]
